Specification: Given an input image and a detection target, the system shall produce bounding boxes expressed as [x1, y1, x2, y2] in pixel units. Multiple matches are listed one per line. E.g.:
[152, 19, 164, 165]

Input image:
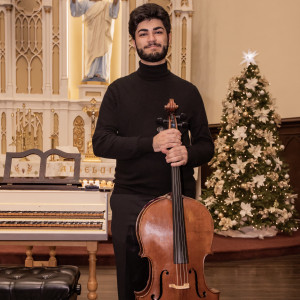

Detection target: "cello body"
[135, 193, 220, 300]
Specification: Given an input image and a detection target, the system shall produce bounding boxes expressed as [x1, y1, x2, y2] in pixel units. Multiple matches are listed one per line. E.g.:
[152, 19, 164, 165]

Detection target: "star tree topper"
[241, 50, 258, 66]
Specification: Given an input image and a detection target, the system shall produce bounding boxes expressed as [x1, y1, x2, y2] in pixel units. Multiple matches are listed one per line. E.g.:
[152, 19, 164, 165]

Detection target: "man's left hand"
[162, 145, 188, 167]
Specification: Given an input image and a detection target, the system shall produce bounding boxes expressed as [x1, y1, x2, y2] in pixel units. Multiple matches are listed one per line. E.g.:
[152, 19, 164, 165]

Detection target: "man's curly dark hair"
[128, 3, 171, 40]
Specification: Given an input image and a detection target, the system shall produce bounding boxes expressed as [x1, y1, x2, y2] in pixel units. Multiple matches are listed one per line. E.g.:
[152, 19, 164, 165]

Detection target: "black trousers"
[110, 193, 154, 300]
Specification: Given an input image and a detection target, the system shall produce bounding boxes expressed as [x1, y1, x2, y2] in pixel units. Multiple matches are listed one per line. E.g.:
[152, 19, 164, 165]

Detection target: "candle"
[82, 179, 88, 188]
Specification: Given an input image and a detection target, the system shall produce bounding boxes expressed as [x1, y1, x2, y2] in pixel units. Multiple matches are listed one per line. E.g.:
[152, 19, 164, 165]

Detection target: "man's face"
[133, 18, 170, 65]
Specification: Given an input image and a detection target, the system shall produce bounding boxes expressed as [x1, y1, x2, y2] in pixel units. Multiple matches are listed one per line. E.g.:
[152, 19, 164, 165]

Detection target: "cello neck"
[164, 98, 189, 265]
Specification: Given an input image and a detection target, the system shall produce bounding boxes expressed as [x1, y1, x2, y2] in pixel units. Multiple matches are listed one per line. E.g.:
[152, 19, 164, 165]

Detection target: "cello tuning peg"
[178, 122, 188, 129]
[156, 117, 164, 125]
[176, 113, 187, 121]
[179, 113, 187, 120]
[157, 117, 169, 126]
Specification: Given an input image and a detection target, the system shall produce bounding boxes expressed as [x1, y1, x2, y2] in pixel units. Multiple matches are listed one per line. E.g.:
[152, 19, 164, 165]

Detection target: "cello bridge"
[169, 283, 190, 290]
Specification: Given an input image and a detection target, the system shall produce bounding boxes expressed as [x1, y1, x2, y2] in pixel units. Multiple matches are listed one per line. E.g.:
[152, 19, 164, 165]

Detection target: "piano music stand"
[2, 148, 81, 188]
[0, 149, 106, 300]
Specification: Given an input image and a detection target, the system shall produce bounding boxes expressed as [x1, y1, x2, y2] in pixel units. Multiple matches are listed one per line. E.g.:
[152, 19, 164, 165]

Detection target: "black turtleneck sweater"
[92, 62, 214, 198]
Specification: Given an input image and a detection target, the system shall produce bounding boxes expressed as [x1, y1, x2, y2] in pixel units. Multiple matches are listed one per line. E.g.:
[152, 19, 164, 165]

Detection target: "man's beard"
[136, 42, 169, 63]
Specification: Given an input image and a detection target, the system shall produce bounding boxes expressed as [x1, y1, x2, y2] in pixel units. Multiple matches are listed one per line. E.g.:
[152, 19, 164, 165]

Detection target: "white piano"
[0, 149, 111, 300]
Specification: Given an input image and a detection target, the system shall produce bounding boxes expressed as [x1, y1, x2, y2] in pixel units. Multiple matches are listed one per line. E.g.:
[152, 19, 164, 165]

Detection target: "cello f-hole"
[150, 270, 169, 300]
[190, 268, 207, 298]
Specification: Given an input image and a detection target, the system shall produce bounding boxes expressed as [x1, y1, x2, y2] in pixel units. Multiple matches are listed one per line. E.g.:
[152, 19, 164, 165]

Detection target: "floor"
[77, 253, 300, 300]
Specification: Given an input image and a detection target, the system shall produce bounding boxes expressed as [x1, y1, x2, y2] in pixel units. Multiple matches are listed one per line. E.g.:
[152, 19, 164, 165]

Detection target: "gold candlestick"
[82, 98, 101, 162]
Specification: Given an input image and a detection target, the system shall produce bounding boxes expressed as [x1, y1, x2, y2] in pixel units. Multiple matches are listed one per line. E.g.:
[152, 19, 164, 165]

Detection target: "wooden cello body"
[135, 99, 220, 300]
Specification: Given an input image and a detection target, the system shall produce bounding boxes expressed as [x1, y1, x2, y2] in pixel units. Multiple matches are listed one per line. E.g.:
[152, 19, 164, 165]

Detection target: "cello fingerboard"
[172, 166, 189, 264]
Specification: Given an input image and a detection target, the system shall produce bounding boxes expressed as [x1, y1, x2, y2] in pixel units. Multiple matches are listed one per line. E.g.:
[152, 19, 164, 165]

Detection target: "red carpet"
[0, 230, 299, 266]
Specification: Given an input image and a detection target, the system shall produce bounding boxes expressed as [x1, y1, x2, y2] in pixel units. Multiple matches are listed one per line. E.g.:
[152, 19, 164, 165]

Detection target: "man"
[92, 3, 214, 299]
[70, 0, 120, 82]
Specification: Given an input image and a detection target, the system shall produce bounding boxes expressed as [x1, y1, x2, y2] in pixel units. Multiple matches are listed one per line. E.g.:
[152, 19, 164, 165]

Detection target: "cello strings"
[172, 166, 180, 285]
[170, 113, 189, 287]
[174, 167, 183, 286]
[172, 166, 189, 286]
[172, 168, 179, 286]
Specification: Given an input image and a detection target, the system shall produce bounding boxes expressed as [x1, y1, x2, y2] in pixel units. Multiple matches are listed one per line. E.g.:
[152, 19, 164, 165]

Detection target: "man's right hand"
[153, 128, 182, 152]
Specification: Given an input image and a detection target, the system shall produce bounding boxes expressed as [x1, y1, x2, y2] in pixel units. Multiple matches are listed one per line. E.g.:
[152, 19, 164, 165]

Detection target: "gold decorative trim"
[73, 116, 85, 154]
[81, 81, 108, 86]
[53, 113, 59, 148]
[44, 6, 52, 13]
[1, 112, 7, 154]
[4, 5, 13, 12]
[174, 10, 181, 18]
[86, 92, 101, 97]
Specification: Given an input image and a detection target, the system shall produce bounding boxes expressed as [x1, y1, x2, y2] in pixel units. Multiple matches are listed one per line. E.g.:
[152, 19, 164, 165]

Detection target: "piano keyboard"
[0, 220, 103, 229]
[0, 190, 108, 241]
[0, 211, 105, 219]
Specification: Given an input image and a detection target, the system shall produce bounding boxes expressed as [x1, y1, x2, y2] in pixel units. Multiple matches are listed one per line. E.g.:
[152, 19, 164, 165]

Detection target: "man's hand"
[162, 145, 188, 167]
[153, 128, 182, 152]
[162, 146, 188, 167]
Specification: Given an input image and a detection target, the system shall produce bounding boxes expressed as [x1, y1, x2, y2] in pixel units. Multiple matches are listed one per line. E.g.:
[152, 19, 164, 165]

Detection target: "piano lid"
[0, 149, 81, 190]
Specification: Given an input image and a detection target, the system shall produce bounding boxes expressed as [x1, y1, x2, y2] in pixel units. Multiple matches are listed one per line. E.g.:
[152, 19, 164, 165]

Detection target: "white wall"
[191, 0, 300, 124]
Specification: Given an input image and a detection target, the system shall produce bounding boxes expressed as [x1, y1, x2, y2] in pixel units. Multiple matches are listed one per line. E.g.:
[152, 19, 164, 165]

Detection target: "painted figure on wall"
[70, 0, 120, 82]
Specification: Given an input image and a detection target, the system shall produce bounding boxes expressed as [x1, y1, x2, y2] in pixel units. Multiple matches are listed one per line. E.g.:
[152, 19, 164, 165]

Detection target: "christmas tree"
[200, 51, 298, 236]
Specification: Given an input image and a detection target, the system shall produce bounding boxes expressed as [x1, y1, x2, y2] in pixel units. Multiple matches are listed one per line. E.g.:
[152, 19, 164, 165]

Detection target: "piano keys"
[0, 220, 104, 229]
[0, 189, 108, 240]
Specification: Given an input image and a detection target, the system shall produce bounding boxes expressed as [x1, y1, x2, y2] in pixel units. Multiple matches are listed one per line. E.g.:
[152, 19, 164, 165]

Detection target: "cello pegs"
[156, 117, 164, 125]
[179, 113, 187, 121]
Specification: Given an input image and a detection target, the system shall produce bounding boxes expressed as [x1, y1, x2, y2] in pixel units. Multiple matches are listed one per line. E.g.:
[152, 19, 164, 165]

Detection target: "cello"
[135, 99, 220, 300]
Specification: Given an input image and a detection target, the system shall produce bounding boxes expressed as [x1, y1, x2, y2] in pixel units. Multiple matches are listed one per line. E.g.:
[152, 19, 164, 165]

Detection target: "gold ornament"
[243, 111, 248, 117]
[218, 213, 224, 218]
[241, 183, 247, 189]
[224, 145, 230, 151]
